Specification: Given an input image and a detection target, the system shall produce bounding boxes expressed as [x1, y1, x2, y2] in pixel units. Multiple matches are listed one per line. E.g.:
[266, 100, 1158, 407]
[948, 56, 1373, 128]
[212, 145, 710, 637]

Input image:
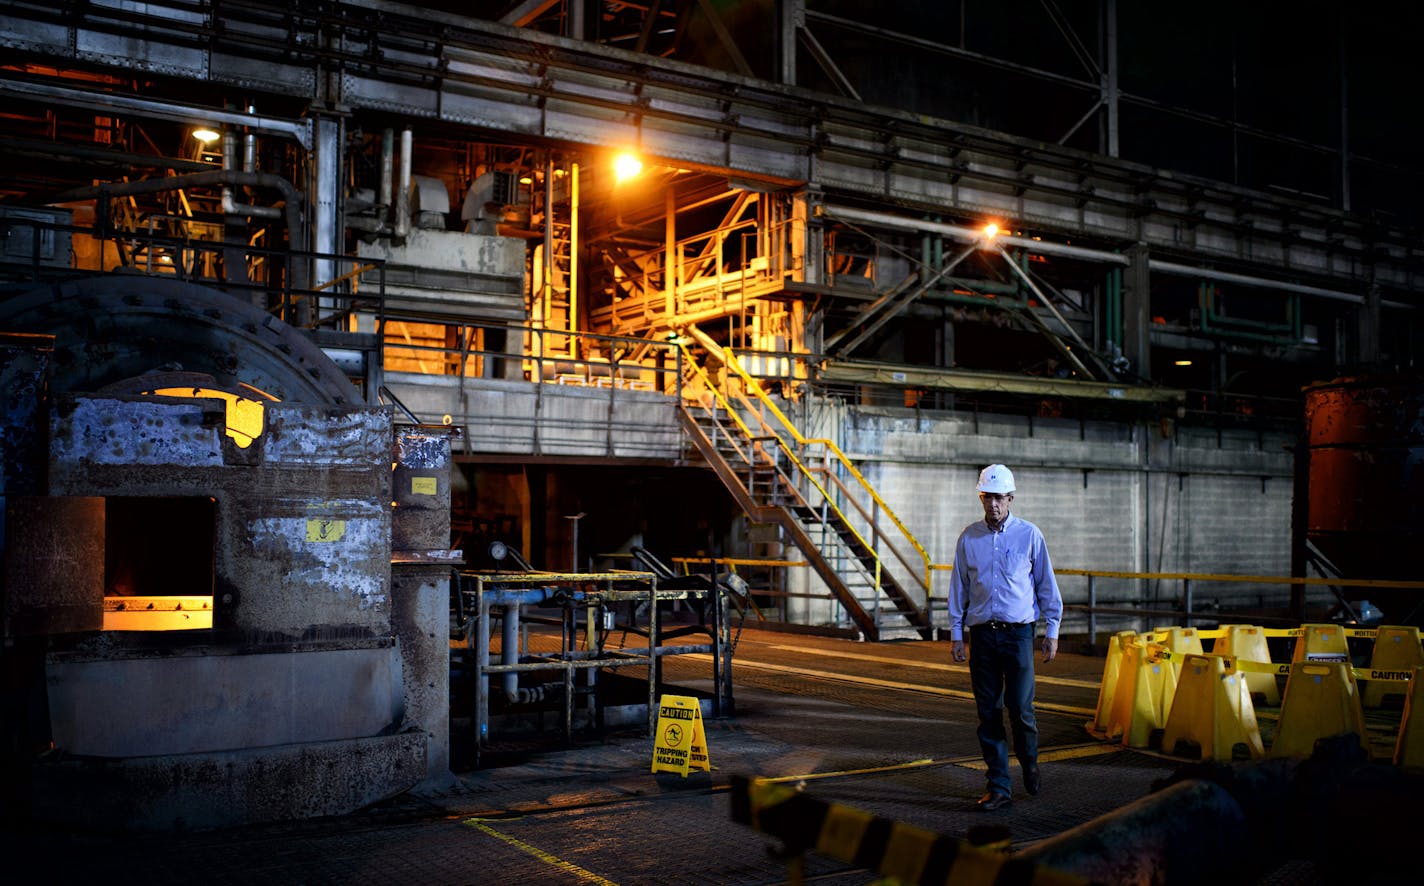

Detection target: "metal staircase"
[675, 330, 933, 641]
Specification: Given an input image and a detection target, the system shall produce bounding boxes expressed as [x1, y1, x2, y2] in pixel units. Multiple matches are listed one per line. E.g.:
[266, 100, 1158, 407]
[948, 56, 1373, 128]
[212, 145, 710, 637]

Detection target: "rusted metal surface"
[48, 398, 395, 635]
[0, 275, 359, 405]
[49, 396, 227, 467]
[3, 496, 104, 636]
[2, 278, 440, 830]
[1303, 376, 1424, 586]
[392, 425, 457, 554]
[247, 499, 390, 615]
[263, 406, 394, 465]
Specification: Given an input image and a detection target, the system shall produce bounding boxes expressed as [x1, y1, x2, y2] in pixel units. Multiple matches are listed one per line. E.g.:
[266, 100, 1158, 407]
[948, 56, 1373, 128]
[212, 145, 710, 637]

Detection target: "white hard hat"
[977, 463, 1015, 494]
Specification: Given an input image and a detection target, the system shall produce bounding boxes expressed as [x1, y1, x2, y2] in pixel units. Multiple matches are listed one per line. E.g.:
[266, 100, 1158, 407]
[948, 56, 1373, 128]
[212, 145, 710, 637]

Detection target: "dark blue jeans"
[968, 622, 1038, 797]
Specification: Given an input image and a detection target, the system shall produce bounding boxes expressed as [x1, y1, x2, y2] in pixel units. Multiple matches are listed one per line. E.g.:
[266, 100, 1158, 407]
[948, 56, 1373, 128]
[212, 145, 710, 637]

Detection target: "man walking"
[949, 464, 1063, 811]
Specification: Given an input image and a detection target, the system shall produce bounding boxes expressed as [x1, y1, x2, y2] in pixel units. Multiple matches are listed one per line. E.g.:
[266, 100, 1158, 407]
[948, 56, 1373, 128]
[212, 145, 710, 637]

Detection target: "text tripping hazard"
[651, 694, 709, 777]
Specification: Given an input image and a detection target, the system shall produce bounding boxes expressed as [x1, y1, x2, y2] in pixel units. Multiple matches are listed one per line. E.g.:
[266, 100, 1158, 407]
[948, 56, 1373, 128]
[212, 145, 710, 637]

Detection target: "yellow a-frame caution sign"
[651, 694, 709, 776]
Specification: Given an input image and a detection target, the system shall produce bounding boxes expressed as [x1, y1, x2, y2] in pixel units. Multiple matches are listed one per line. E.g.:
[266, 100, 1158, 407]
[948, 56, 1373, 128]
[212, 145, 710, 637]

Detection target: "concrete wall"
[381, 373, 1317, 636]
[784, 397, 1310, 635]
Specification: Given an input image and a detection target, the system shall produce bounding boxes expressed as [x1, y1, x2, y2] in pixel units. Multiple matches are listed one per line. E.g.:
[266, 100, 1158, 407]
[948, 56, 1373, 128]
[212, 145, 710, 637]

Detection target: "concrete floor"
[6, 626, 1409, 884]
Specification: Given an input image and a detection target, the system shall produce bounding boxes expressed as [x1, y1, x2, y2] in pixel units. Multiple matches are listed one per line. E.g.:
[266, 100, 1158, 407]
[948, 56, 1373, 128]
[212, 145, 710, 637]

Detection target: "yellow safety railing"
[690, 329, 933, 594]
[678, 341, 892, 605]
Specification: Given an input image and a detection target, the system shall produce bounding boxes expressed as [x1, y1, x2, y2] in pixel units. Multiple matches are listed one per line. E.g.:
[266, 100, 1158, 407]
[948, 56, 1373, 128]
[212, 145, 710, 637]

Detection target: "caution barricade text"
[651, 694, 710, 777]
[1363, 626, 1423, 709]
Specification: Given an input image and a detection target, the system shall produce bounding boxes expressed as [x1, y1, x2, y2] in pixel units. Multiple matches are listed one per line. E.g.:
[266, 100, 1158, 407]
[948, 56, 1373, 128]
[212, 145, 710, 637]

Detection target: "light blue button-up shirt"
[949, 512, 1063, 642]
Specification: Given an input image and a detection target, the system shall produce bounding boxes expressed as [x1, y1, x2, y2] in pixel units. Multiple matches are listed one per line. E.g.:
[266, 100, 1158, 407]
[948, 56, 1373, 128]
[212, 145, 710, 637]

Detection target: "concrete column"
[392, 566, 453, 788]
[390, 425, 458, 788]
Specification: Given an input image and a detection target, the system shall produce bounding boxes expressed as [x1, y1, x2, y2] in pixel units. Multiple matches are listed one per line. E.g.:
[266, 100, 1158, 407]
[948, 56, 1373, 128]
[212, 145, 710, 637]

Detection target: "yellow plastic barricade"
[1392, 666, 1424, 770]
[1214, 625, 1281, 705]
[1363, 626, 1423, 709]
[1088, 630, 1136, 738]
[1291, 624, 1349, 663]
[1161, 653, 1265, 761]
[1106, 636, 1178, 749]
[1156, 629, 1201, 678]
[1269, 661, 1367, 758]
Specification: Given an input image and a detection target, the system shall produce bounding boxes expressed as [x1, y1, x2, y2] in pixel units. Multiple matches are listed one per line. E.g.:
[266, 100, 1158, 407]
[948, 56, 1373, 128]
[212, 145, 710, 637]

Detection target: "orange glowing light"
[613, 152, 643, 182]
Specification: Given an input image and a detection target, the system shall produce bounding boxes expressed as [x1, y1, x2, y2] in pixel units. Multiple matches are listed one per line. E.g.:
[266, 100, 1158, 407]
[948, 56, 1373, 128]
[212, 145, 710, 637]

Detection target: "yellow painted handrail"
[715, 344, 932, 590]
[1055, 568, 1424, 588]
[679, 343, 892, 602]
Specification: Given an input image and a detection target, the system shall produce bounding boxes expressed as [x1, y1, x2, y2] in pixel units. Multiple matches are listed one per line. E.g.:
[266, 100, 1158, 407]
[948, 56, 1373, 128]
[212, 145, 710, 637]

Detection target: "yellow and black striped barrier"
[730, 775, 1089, 885]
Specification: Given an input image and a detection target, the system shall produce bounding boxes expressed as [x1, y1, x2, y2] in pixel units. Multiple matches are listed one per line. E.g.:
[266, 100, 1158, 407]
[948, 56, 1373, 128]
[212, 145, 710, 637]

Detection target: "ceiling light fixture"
[614, 152, 643, 183]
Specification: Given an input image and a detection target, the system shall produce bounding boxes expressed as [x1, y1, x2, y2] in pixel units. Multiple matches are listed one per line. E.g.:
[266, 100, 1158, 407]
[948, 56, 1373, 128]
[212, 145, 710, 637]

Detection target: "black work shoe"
[1024, 765, 1041, 796]
[977, 792, 1012, 811]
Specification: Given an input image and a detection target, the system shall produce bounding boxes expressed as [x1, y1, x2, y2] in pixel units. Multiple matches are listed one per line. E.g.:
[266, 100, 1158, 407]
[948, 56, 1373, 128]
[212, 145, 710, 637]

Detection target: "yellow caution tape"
[1151, 648, 1417, 684]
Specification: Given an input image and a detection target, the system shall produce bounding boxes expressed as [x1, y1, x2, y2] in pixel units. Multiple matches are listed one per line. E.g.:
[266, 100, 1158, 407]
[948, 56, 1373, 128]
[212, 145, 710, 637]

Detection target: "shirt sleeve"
[948, 531, 969, 642]
[1031, 528, 1063, 639]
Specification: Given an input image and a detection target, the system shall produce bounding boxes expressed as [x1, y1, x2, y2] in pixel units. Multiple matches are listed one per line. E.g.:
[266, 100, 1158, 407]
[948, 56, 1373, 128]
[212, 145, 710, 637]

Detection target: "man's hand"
[1041, 636, 1058, 663]
[951, 640, 967, 662]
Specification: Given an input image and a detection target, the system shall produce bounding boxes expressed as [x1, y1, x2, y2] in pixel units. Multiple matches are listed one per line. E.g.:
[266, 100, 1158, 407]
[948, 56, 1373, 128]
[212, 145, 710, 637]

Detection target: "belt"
[973, 620, 1029, 630]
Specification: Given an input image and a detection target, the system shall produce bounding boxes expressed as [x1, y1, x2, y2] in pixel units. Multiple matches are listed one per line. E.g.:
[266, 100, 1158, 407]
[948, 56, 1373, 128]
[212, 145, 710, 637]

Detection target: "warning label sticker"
[651, 694, 709, 777]
[305, 518, 347, 542]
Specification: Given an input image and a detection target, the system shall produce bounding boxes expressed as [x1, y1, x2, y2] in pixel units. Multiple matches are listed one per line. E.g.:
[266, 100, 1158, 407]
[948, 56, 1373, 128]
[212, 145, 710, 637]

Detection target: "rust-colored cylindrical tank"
[1303, 377, 1424, 611]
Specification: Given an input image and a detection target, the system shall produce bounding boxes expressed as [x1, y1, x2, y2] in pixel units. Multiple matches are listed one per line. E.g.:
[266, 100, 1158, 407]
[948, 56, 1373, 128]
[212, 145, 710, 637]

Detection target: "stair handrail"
[680, 341, 904, 610]
[685, 327, 933, 592]
[816, 464, 930, 594]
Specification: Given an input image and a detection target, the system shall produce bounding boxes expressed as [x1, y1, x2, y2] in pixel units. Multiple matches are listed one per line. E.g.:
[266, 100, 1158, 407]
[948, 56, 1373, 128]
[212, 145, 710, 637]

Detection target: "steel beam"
[0, 0, 1418, 303]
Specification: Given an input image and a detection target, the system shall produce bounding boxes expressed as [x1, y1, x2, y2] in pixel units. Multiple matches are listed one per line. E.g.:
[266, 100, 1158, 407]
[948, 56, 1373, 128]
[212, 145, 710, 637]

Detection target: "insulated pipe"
[395, 127, 413, 240]
[379, 128, 394, 210]
[1148, 258, 1373, 306]
[242, 104, 257, 174]
[823, 204, 1131, 265]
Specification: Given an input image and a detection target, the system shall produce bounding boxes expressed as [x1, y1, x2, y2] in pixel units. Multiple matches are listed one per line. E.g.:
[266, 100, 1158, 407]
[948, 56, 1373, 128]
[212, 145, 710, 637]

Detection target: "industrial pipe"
[379, 128, 395, 211]
[52, 171, 306, 289]
[501, 603, 520, 701]
[823, 203, 1132, 266]
[395, 127, 413, 240]
[221, 131, 282, 220]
